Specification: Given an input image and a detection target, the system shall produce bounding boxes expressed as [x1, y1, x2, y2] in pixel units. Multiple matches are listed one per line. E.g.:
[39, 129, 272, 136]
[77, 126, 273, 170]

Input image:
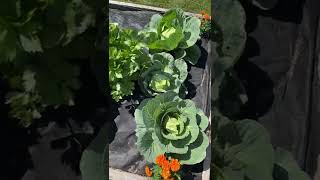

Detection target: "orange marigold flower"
[170, 158, 181, 172]
[162, 159, 170, 169]
[155, 154, 167, 167]
[145, 166, 152, 177]
[161, 168, 171, 179]
[203, 14, 211, 20]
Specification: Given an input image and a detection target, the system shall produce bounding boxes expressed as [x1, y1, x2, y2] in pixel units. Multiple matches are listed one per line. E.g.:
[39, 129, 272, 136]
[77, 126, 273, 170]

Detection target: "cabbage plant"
[139, 52, 187, 96]
[135, 91, 209, 165]
[140, 8, 202, 65]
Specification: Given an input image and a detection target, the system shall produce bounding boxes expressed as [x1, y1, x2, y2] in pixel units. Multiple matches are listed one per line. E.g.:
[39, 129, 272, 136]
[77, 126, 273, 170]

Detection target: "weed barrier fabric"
[109, 9, 211, 178]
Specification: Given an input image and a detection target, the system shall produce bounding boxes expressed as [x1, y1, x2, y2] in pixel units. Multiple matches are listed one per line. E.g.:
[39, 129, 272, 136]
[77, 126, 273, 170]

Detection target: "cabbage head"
[140, 8, 201, 52]
[139, 52, 187, 96]
[135, 91, 209, 165]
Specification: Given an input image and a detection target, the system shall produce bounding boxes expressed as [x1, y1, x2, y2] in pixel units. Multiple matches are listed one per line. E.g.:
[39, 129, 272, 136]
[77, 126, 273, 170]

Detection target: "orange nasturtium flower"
[170, 158, 181, 172]
[145, 166, 152, 177]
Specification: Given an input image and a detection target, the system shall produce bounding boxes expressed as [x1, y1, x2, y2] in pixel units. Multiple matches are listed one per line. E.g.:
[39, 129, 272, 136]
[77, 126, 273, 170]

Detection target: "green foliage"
[109, 23, 151, 102]
[5, 70, 44, 127]
[80, 121, 110, 180]
[0, 0, 99, 126]
[134, 91, 209, 165]
[109, 9, 202, 102]
[212, 0, 311, 180]
[217, 70, 247, 119]
[212, 116, 311, 180]
[140, 8, 201, 65]
[139, 52, 188, 96]
[212, 0, 246, 78]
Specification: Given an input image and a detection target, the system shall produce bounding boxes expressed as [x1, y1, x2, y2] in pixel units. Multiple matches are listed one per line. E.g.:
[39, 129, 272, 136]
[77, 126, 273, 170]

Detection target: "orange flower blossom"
[145, 166, 152, 177]
[203, 13, 211, 20]
[161, 168, 171, 179]
[155, 154, 167, 167]
[170, 158, 181, 172]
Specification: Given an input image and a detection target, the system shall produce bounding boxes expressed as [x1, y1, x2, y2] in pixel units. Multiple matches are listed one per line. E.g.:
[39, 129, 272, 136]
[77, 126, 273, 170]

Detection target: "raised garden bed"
[109, 5, 211, 180]
[81, 2, 212, 180]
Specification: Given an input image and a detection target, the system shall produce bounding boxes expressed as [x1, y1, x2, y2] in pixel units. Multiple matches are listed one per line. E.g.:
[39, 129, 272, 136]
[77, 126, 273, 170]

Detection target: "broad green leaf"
[136, 130, 166, 163]
[135, 92, 209, 165]
[19, 34, 43, 52]
[0, 28, 18, 62]
[173, 48, 186, 59]
[218, 70, 248, 120]
[145, 14, 162, 32]
[222, 168, 245, 180]
[273, 148, 311, 180]
[213, 0, 246, 80]
[214, 118, 274, 180]
[63, 0, 95, 45]
[174, 59, 188, 82]
[80, 122, 109, 180]
[172, 131, 209, 165]
[22, 69, 36, 92]
[196, 109, 209, 131]
[179, 16, 201, 48]
[184, 44, 201, 65]
[148, 27, 184, 51]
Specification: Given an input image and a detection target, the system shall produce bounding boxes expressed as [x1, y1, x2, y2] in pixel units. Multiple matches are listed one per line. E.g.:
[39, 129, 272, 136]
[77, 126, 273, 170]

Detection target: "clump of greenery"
[0, 0, 98, 126]
[109, 8, 203, 102]
[212, 0, 311, 179]
[140, 9, 202, 65]
[135, 91, 209, 165]
[139, 52, 187, 97]
[109, 23, 151, 102]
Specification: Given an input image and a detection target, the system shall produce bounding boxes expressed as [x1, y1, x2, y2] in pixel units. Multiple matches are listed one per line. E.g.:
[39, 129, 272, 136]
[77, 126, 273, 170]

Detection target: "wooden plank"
[109, 168, 148, 180]
[109, 0, 198, 16]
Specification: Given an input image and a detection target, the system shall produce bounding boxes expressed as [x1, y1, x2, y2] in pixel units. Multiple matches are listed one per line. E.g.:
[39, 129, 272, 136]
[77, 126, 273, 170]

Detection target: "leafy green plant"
[5, 70, 44, 127]
[212, 116, 310, 180]
[139, 52, 187, 97]
[212, 0, 311, 179]
[198, 10, 211, 39]
[134, 91, 209, 165]
[140, 8, 201, 65]
[109, 22, 151, 102]
[0, 0, 98, 126]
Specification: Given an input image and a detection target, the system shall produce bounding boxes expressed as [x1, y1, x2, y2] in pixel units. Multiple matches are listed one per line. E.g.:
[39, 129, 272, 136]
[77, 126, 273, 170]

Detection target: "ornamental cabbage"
[109, 23, 151, 101]
[135, 91, 209, 165]
[139, 52, 187, 96]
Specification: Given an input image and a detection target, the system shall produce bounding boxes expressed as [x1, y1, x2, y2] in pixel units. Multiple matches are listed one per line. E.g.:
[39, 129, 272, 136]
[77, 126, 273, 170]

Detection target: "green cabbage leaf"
[135, 91, 209, 165]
